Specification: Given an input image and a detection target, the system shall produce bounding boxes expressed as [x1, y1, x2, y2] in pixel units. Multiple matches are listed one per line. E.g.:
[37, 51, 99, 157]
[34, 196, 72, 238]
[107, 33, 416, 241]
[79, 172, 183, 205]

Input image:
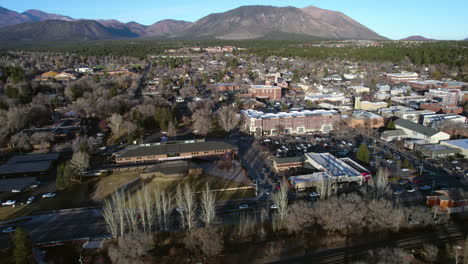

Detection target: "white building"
[394, 118, 450, 144]
[440, 139, 468, 158]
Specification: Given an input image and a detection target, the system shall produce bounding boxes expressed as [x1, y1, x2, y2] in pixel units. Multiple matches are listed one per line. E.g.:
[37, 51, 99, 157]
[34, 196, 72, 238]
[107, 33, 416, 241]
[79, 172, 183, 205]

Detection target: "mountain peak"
[22, 9, 74, 22]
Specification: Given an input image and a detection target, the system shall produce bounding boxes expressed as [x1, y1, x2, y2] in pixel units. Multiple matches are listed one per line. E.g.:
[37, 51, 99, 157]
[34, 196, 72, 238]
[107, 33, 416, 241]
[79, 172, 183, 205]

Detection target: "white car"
[451, 160, 458, 164]
[2, 200, 16, 206]
[239, 204, 249, 210]
[42, 193, 56, 198]
[270, 204, 278, 209]
[401, 168, 409, 172]
[26, 197, 35, 204]
[2, 227, 15, 233]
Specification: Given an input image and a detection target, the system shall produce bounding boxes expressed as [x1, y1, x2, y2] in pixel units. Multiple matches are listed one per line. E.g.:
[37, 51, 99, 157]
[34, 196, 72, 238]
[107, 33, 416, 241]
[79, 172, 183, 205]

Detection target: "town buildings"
[354, 97, 388, 111]
[248, 85, 282, 100]
[420, 103, 463, 114]
[116, 140, 237, 164]
[424, 88, 461, 105]
[440, 139, 468, 158]
[416, 144, 460, 159]
[213, 83, 240, 91]
[394, 118, 450, 143]
[288, 152, 365, 189]
[241, 109, 340, 136]
[385, 72, 419, 83]
[348, 111, 385, 129]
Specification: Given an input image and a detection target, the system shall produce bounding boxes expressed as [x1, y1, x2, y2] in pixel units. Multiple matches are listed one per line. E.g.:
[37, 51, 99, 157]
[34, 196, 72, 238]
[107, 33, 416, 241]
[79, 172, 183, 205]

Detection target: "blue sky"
[1, 0, 467, 40]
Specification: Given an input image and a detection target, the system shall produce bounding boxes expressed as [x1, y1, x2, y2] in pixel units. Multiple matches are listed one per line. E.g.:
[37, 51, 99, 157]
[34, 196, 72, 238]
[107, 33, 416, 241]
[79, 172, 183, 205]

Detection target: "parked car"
[26, 197, 35, 204]
[42, 193, 56, 198]
[393, 189, 403, 195]
[2, 227, 15, 233]
[419, 186, 432, 191]
[406, 186, 416, 193]
[2, 200, 16, 206]
[401, 168, 409, 172]
[270, 204, 278, 209]
[239, 204, 249, 210]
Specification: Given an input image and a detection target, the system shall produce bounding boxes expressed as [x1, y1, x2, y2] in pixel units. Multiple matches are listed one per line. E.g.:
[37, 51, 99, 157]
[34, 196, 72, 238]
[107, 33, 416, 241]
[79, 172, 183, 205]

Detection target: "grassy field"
[92, 172, 140, 201]
[130, 174, 255, 202]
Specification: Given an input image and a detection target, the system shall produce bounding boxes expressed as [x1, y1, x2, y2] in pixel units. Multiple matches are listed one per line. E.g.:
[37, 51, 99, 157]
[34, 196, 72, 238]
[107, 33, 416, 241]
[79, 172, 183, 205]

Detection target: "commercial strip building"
[273, 156, 305, 171]
[288, 152, 366, 190]
[241, 109, 341, 136]
[421, 114, 466, 128]
[415, 144, 461, 159]
[116, 139, 237, 164]
[354, 97, 388, 111]
[385, 72, 419, 83]
[440, 139, 468, 158]
[304, 93, 351, 104]
[394, 118, 450, 144]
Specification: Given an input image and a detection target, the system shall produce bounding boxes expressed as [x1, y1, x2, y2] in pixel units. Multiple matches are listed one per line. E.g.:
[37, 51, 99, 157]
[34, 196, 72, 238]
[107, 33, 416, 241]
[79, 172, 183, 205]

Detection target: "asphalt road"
[268, 225, 467, 264]
[238, 139, 277, 198]
[0, 208, 107, 248]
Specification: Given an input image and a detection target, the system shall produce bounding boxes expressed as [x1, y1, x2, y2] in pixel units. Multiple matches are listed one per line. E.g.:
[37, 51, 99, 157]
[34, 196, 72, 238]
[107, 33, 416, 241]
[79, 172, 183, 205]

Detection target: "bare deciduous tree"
[183, 183, 196, 230]
[184, 227, 224, 257]
[69, 151, 90, 177]
[218, 106, 239, 133]
[161, 190, 173, 231]
[103, 191, 127, 237]
[367, 167, 390, 199]
[192, 107, 212, 136]
[200, 184, 216, 226]
[107, 234, 154, 264]
[109, 113, 124, 138]
[175, 184, 186, 229]
[272, 180, 289, 224]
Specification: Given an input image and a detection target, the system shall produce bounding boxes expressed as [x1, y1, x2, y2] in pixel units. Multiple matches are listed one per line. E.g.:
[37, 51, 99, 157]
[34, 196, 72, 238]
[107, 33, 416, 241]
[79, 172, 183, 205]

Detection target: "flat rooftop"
[0, 153, 60, 175]
[241, 109, 339, 119]
[118, 140, 236, 159]
[305, 152, 362, 178]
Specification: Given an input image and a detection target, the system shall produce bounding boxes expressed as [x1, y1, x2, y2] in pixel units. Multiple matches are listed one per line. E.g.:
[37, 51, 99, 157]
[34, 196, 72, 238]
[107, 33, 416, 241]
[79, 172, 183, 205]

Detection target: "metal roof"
[442, 139, 468, 150]
[394, 118, 440, 137]
[118, 141, 236, 158]
[0, 153, 60, 175]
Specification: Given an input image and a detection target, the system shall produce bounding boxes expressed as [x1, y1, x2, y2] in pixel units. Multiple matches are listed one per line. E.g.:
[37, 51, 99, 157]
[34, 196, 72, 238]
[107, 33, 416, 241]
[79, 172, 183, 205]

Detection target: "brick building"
[407, 80, 438, 91]
[248, 85, 282, 100]
[424, 89, 461, 105]
[420, 103, 463, 114]
[348, 111, 385, 129]
[213, 83, 240, 91]
[241, 109, 340, 136]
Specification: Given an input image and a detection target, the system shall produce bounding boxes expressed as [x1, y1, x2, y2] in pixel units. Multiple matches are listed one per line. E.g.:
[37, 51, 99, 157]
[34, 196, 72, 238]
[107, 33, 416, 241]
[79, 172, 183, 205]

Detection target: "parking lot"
[258, 133, 358, 159]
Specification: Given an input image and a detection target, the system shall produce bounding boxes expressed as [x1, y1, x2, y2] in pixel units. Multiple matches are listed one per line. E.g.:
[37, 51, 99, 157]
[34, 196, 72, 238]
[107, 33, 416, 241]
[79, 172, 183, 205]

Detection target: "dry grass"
[0, 205, 26, 221]
[131, 174, 255, 202]
[93, 172, 140, 201]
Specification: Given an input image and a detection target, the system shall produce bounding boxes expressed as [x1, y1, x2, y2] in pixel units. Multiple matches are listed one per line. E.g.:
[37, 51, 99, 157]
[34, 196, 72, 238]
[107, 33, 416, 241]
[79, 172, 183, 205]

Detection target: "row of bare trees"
[103, 183, 217, 238]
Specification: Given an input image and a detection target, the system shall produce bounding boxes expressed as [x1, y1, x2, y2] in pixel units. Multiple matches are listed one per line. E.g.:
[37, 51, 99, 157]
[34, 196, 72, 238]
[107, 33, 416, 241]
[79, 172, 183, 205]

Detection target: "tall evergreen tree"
[357, 143, 370, 165]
